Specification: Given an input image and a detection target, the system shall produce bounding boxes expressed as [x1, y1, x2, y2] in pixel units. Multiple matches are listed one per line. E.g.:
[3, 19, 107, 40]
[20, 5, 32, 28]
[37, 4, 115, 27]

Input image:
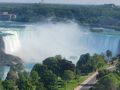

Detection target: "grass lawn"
[58, 73, 93, 90]
[99, 63, 115, 70]
[58, 64, 114, 90]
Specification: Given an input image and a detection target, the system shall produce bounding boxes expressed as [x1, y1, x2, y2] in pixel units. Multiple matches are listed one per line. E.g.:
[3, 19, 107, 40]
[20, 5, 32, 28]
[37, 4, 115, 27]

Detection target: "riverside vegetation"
[0, 3, 120, 30]
[89, 60, 120, 90]
[0, 49, 118, 90]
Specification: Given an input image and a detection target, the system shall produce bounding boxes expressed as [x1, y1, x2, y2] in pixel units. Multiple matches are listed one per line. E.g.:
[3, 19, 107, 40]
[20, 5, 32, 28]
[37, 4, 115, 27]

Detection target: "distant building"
[0, 12, 17, 21]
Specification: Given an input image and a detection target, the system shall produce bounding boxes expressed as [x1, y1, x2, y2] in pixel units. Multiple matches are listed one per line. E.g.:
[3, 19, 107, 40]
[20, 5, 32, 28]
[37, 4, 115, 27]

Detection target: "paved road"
[74, 66, 115, 90]
[74, 72, 98, 90]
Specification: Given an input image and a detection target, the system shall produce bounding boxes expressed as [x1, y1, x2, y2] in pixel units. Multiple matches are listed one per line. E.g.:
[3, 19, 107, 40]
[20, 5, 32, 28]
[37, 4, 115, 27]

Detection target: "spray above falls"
[1, 21, 120, 63]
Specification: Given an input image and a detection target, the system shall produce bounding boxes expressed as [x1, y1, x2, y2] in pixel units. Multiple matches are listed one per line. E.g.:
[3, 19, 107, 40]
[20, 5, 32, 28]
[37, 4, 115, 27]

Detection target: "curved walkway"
[74, 66, 115, 90]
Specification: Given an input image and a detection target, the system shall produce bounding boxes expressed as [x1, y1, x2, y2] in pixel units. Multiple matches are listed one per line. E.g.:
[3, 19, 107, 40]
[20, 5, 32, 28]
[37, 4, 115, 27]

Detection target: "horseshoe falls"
[1, 21, 120, 63]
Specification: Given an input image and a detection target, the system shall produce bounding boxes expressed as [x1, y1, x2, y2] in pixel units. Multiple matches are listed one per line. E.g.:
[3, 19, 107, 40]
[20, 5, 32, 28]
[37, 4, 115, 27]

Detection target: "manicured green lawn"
[58, 64, 114, 90]
[99, 64, 115, 70]
[58, 74, 92, 90]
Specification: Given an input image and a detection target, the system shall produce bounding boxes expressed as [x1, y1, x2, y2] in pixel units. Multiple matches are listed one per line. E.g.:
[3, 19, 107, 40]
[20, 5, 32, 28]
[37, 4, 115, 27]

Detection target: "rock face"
[0, 36, 5, 53]
[0, 36, 22, 66]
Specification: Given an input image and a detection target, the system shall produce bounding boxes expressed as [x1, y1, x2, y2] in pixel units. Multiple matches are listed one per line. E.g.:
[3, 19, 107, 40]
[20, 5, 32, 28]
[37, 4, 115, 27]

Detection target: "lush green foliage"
[97, 69, 111, 79]
[106, 50, 112, 62]
[32, 64, 58, 90]
[62, 70, 75, 81]
[76, 53, 105, 73]
[0, 53, 107, 90]
[90, 57, 120, 90]
[116, 59, 120, 73]
[43, 55, 75, 77]
[0, 3, 120, 30]
[90, 73, 120, 90]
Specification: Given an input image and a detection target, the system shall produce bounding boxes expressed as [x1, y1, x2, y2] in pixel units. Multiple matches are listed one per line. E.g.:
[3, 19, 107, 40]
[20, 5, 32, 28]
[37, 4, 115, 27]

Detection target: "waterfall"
[1, 22, 120, 63]
[117, 40, 120, 55]
[0, 30, 21, 80]
[2, 31, 21, 54]
[0, 21, 120, 80]
[78, 34, 120, 56]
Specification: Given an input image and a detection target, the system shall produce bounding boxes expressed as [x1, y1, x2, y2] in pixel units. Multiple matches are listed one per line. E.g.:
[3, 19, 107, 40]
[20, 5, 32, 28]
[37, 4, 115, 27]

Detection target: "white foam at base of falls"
[1, 22, 120, 63]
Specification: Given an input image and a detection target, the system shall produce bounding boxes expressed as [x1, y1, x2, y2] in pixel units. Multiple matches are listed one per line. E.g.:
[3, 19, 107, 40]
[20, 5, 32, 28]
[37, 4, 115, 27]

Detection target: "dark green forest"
[0, 3, 120, 30]
[0, 50, 118, 90]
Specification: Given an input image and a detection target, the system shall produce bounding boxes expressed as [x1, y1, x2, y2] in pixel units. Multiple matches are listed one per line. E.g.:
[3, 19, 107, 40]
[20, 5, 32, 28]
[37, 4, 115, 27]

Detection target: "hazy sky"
[0, 0, 120, 5]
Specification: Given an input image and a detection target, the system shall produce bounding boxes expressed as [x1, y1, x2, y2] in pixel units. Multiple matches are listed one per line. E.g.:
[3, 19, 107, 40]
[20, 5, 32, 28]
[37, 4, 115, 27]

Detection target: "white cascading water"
[81, 34, 120, 55]
[1, 22, 120, 63]
[1, 21, 120, 80]
[2, 31, 21, 54]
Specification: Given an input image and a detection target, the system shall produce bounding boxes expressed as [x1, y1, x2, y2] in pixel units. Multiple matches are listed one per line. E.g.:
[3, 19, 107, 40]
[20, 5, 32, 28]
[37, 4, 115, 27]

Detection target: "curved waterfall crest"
[1, 22, 120, 63]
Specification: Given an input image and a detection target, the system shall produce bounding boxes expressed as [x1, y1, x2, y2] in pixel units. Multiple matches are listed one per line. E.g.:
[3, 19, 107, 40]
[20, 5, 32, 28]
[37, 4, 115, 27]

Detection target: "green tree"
[76, 53, 91, 73]
[43, 56, 60, 76]
[106, 50, 112, 62]
[30, 71, 46, 90]
[92, 73, 120, 90]
[17, 71, 36, 90]
[43, 55, 75, 77]
[59, 59, 75, 75]
[3, 80, 18, 90]
[30, 71, 40, 85]
[90, 54, 105, 70]
[62, 70, 75, 81]
[97, 69, 111, 79]
[77, 53, 105, 74]
[116, 59, 120, 73]
[32, 64, 58, 90]
[0, 80, 4, 90]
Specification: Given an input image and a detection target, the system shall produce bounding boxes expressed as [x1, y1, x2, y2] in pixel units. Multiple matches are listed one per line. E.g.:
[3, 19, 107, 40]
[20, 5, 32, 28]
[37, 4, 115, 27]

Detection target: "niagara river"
[0, 21, 120, 79]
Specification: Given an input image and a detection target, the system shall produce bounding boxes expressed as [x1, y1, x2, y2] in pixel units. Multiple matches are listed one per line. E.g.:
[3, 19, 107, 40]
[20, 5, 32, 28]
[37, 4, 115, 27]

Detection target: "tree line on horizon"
[0, 4, 120, 30]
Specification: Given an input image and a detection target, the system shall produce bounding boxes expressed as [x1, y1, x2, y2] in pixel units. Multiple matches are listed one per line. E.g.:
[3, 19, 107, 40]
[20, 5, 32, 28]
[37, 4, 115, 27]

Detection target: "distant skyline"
[0, 0, 120, 5]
